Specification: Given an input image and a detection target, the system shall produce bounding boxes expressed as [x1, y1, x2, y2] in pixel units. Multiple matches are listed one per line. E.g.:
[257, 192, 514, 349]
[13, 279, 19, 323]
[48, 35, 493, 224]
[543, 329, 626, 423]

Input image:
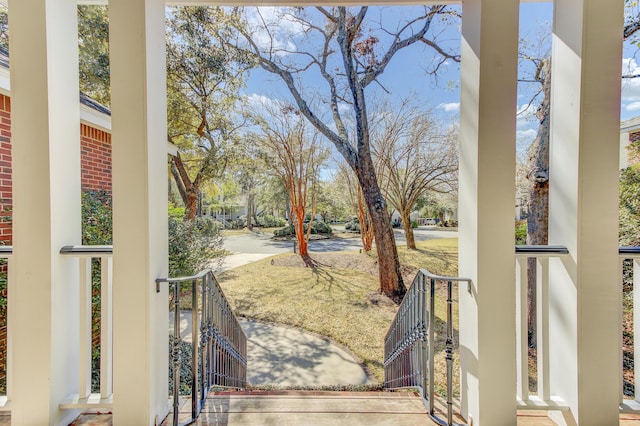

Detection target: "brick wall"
[81, 124, 112, 192]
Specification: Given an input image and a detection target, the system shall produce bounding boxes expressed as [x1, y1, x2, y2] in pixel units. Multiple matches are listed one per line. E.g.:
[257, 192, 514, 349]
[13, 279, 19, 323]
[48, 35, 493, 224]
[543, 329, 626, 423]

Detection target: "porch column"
[8, 0, 81, 424]
[458, 0, 519, 424]
[548, 1, 623, 424]
[109, 0, 169, 424]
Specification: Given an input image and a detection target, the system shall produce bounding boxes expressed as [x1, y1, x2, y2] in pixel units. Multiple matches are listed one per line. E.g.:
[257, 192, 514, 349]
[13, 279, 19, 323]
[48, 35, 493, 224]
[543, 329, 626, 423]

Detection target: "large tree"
[218, 6, 459, 298]
[372, 102, 458, 249]
[166, 7, 254, 220]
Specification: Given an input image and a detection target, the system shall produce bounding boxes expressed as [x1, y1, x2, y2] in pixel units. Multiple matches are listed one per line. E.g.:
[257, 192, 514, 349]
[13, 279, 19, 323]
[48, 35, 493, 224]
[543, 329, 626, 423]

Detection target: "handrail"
[156, 270, 247, 426]
[384, 269, 470, 426]
[155, 269, 210, 292]
[60, 245, 113, 255]
[516, 245, 569, 255]
[620, 246, 640, 255]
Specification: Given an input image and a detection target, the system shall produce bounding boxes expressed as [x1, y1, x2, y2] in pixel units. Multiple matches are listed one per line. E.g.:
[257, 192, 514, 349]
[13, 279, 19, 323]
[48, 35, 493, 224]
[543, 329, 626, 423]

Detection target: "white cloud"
[626, 101, 640, 112]
[516, 103, 537, 128]
[246, 93, 278, 111]
[517, 128, 537, 140]
[246, 7, 309, 56]
[516, 128, 538, 160]
[438, 102, 460, 113]
[622, 57, 640, 106]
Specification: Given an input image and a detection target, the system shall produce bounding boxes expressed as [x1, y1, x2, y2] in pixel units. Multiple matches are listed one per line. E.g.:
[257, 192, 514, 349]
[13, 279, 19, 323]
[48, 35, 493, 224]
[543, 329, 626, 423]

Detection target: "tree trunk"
[526, 58, 551, 348]
[185, 190, 198, 220]
[293, 207, 308, 256]
[170, 153, 201, 220]
[357, 160, 406, 299]
[246, 193, 254, 230]
[401, 209, 416, 250]
[357, 185, 374, 252]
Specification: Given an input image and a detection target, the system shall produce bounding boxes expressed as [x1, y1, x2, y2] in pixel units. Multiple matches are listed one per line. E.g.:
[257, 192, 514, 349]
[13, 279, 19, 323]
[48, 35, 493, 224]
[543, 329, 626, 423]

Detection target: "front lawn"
[217, 238, 458, 384]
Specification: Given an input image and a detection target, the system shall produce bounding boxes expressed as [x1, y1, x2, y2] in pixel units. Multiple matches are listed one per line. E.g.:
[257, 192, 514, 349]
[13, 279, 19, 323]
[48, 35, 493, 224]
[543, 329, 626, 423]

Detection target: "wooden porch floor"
[1, 391, 640, 425]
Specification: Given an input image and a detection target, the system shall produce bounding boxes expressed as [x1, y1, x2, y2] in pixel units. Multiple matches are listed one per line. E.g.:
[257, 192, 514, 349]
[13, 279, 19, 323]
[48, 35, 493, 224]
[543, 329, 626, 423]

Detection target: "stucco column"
[458, 0, 519, 424]
[8, 0, 81, 424]
[109, 0, 169, 424]
[548, 1, 623, 425]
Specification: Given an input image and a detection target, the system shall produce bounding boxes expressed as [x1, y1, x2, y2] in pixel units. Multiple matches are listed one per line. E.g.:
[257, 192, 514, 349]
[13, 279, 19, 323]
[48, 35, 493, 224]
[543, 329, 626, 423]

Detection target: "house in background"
[0, 46, 113, 246]
[620, 115, 640, 169]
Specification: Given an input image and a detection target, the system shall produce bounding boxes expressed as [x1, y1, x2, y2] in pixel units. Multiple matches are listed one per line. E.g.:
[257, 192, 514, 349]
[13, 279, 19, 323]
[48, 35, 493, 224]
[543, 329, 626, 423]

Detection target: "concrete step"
[162, 390, 457, 426]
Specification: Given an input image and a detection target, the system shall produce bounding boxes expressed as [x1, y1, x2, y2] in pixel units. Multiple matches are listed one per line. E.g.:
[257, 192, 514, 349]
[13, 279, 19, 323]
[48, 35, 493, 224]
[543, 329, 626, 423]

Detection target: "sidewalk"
[169, 312, 372, 387]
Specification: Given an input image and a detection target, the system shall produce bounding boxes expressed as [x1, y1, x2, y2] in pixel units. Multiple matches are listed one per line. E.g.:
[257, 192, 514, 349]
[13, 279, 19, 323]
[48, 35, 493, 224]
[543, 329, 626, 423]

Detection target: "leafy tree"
[372, 102, 458, 249]
[620, 142, 640, 247]
[218, 6, 459, 298]
[255, 102, 329, 258]
[166, 7, 255, 220]
[78, 5, 111, 106]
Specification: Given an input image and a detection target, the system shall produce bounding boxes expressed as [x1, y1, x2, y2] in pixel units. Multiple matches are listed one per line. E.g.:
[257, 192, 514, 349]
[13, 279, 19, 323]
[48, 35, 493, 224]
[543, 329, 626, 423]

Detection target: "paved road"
[222, 226, 458, 257]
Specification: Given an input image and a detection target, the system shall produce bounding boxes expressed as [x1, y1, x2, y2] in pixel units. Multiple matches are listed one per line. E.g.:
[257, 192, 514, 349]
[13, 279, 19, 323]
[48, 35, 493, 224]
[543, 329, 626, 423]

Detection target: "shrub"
[168, 204, 186, 220]
[411, 221, 418, 229]
[257, 214, 287, 228]
[82, 190, 112, 245]
[273, 221, 333, 237]
[311, 221, 333, 235]
[345, 217, 360, 232]
[515, 220, 527, 245]
[620, 166, 640, 246]
[168, 216, 224, 276]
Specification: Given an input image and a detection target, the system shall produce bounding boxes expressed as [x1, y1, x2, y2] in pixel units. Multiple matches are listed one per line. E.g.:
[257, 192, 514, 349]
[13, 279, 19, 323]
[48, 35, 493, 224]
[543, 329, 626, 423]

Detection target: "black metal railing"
[383, 269, 470, 426]
[156, 269, 247, 426]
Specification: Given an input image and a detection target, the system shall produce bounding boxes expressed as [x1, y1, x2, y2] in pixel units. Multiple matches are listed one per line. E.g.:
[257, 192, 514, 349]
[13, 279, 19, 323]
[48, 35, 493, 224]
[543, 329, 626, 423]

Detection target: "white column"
[109, 0, 169, 424]
[548, 1, 623, 425]
[458, 0, 519, 424]
[8, 0, 81, 424]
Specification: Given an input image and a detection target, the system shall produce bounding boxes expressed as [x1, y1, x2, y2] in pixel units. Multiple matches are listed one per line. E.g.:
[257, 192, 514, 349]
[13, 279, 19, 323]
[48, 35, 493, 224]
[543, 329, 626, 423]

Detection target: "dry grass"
[217, 238, 459, 385]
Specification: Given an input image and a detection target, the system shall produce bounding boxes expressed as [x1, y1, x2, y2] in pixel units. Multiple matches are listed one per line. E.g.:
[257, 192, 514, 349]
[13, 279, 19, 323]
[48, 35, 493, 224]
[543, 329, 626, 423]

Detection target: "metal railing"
[156, 269, 247, 426]
[383, 269, 470, 426]
[0, 246, 11, 411]
[59, 245, 114, 409]
[514, 245, 569, 411]
[620, 246, 640, 413]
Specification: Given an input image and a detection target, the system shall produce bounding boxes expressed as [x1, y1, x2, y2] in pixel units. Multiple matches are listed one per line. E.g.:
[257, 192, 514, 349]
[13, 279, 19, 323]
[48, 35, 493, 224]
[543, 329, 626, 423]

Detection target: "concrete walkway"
[169, 312, 371, 387]
[241, 320, 371, 387]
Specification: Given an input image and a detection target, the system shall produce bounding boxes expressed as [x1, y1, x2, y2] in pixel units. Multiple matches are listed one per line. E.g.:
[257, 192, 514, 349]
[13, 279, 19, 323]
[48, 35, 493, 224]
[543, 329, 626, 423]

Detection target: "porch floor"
[0, 391, 624, 425]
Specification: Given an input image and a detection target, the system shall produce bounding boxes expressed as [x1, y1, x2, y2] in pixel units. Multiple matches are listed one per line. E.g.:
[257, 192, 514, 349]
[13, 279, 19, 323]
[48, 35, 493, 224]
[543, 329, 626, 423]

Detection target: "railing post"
[446, 280, 454, 426]
[78, 258, 92, 400]
[634, 258, 640, 404]
[536, 257, 550, 401]
[421, 274, 428, 404]
[171, 283, 180, 426]
[191, 279, 199, 420]
[100, 256, 113, 398]
[515, 256, 528, 401]
[428, 277, 435, 415]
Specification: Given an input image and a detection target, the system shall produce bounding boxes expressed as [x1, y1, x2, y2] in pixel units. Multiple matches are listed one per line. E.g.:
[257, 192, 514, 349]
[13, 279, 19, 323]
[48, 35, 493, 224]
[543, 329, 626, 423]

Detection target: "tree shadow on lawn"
[406, 248, 457, 274]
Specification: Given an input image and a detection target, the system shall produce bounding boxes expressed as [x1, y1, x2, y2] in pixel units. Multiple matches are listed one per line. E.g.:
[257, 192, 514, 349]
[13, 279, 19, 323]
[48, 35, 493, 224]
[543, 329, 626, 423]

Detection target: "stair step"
[163, 390, 454, 425]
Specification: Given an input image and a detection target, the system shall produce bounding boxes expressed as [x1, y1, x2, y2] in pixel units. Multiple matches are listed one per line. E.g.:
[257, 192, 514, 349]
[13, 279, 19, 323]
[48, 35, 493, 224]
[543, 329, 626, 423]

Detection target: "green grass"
[217, 238, 459, 384]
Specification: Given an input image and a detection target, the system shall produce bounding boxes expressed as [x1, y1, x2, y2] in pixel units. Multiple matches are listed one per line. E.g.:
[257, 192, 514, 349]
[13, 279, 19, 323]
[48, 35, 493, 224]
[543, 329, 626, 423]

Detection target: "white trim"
[80, 104, 111, 132]
[0, 66, 9, 95]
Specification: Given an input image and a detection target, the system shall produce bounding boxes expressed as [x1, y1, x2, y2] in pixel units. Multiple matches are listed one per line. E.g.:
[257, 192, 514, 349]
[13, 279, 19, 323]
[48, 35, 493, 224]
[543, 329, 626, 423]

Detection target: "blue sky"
[241, 3, 635, 162]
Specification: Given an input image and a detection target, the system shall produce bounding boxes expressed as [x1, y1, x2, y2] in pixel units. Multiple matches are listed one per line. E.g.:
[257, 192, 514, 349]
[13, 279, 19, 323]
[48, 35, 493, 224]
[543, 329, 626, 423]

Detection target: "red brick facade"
[81, 124, 112, 192]
[0, 94, 113, 246]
